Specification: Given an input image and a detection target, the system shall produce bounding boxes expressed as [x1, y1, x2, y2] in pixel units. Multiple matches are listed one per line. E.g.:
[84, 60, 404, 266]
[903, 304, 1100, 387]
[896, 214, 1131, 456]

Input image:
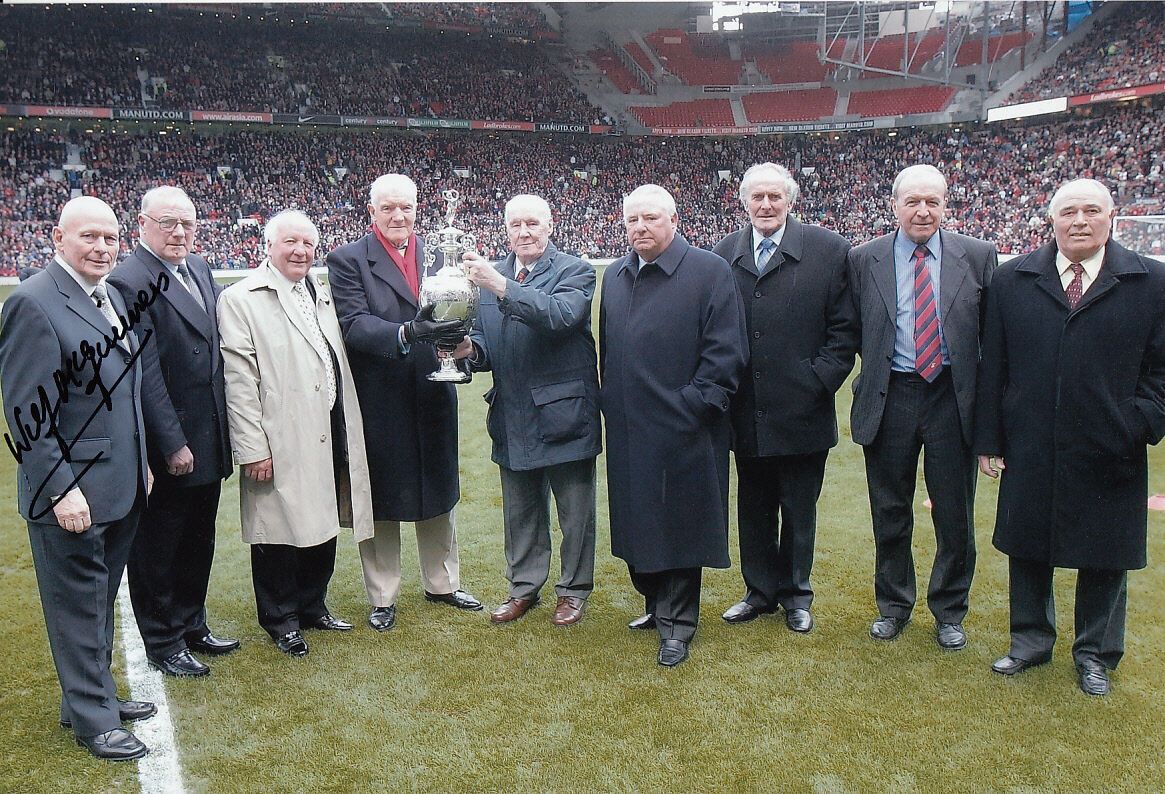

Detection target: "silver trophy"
[419, 189, 479, 383]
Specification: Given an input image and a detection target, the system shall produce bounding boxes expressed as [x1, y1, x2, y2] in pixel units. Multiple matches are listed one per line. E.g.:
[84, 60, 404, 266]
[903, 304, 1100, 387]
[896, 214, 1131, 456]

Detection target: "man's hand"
[243, 458, 274, 482]
[978, 455, 1006, 478]
[449, 336, 475, 360]
[53, 488, 92, 533]
[166, 445, 194, 476]
[464, 252, 507, 297]
[403, 304, 464, 345]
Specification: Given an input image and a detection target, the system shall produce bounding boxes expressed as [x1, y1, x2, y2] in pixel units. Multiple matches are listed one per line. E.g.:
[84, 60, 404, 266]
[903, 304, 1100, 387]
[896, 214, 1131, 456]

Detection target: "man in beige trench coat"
[218, 210, 375, 657]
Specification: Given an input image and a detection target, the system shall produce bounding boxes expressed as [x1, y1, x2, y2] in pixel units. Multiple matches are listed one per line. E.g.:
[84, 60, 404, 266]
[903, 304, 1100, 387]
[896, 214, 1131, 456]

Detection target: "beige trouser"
[359, 510, 460, 607]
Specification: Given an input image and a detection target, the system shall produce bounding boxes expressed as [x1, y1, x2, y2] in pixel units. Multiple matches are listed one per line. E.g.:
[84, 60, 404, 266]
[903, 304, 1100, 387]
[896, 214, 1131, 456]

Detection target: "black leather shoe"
[424, 590, 484, 610]
[869, 615, 910, 641]
[148, 648, 210, 677]
[785, 608, 814, 633]
[273, 630, 309, 657]
[369, 606, 396, 632]
[991, 654, 1050, 676]
[1077, 661, 1110, 696]
[75, 728, 148, 761]
[657, 639, 690, 667]
[306, 612, 353, 631]
[628, 613, 656, 630]
[935, 621, 967, 650]
[61, 698, 156, 730]
[186, 632, 240, 655]
[722, 601, 771, 624]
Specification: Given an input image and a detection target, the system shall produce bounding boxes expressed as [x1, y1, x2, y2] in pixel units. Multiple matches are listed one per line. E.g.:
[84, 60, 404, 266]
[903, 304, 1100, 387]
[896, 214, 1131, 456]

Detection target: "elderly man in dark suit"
[976, 178, 1165, 696]
[326, 173, 481, 633]
[0, 196, 154, 760]
[456, 194, 601, 627]
[108, 185, 237, 679]
[848, 164, 997, 651]
[601, 184, 748, 667]
[713, 162, 858, 634]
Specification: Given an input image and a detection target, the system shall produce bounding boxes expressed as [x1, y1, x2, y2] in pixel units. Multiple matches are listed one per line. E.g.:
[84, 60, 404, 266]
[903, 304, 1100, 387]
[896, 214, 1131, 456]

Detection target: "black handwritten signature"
[3, 270, 170, 520]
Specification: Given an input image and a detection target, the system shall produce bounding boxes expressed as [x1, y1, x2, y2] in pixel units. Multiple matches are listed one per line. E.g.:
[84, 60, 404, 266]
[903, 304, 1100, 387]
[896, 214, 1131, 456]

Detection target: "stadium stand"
[954, 31, 1034, 67]
[644, 28, 743, 86]
[1009, 2, 1165, 102]
[858, 32, 948, 76]
[629, 99, 736, 128]
[622, 41, 656, 79]
[3, 100, 1161, 277]
[588, 48, 644, 95]
[847, 85, 957, 117]
[748, 40, 844, 84]
[742, 89, 839, 123]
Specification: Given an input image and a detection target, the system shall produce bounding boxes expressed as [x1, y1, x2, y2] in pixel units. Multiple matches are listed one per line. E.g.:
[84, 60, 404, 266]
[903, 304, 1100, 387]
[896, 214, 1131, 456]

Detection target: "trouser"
[128, 477, 222, 661]
[359, 510, 460, 607]
[251, 537, 337, 637]
[629, 566, 702, 643]
[499, 457, 596, 600]
[736, 451, 829, 611]
[28, 493, 141, 737]
[863, 369, 976, 623]
[1007, 556, 1127, 670]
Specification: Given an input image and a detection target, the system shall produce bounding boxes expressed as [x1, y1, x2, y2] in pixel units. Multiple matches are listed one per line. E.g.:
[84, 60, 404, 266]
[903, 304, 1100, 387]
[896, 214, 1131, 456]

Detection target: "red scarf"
[372, 225, 419, 298]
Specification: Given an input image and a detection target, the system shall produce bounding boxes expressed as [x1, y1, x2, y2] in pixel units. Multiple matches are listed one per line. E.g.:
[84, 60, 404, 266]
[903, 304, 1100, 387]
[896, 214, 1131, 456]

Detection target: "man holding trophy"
[326, 174, 482, 634]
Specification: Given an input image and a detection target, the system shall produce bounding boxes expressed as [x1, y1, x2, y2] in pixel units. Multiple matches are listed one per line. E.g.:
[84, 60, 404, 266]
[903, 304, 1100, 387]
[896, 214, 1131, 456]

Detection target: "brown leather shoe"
[490, 596, 538, 623]
[551, 596, 586, 626]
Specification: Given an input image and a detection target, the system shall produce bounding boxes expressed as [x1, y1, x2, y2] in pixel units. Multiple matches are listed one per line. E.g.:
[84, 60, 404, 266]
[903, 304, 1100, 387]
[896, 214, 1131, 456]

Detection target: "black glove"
[403, 304, 464, 346]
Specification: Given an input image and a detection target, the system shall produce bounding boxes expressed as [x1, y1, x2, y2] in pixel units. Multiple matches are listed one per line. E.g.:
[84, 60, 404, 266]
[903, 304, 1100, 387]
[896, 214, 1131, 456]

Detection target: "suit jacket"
[713, 217, 858, 457]
[600, 234, 748, 572]
[326, 232, 459, 522]
[847, 229, 997, 446]
[218, 261, 374, 547]
[108, 245, 232, 488]
[469, 243, 601, 471]
[974, 240, 1165, 570]
[0, 261, 148, 523]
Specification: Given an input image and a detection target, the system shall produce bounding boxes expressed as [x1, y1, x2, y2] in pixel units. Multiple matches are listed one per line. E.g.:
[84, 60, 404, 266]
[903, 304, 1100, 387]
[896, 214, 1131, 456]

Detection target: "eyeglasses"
[144, 213, 198, 232]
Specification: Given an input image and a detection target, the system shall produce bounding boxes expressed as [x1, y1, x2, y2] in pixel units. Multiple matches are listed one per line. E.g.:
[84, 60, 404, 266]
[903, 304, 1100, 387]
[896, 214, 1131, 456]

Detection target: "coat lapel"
[136, 246, 215, 342]
[937, 230, 969, 321]
[50, 262, 132, 352]
[367, 234, 419, 309]
[1018, 243, 1071, 310]
[869, 234, 898, 322]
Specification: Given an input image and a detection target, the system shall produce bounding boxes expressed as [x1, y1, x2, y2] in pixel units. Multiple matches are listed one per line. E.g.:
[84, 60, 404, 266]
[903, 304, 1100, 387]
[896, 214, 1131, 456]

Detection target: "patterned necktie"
[516, 266, 529, 283]
[756, 237, 776, 274]
[1066, 262, 1085, 309]
[91, 283, 121, 333]
[913, 244, 942, 382]
[292, 281, 337, 409]
[177, 262, 207, 312]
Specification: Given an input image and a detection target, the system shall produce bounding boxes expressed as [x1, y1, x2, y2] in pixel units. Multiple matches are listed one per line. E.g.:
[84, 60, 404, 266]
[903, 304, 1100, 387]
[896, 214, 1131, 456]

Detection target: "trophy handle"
[423, 231, 440, 276]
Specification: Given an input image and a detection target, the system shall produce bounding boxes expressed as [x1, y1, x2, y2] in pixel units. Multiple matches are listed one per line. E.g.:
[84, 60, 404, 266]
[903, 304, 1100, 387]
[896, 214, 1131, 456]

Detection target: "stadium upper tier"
[2, 101, 1161, 275]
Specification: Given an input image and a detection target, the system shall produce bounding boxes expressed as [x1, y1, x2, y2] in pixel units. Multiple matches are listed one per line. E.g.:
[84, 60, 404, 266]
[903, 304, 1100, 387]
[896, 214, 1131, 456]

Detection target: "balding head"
[54, 196, 120, 284]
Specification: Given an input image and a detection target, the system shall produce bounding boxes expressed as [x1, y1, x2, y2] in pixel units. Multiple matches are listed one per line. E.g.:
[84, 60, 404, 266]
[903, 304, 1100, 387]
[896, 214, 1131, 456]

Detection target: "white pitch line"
[116, 578, 187, 794]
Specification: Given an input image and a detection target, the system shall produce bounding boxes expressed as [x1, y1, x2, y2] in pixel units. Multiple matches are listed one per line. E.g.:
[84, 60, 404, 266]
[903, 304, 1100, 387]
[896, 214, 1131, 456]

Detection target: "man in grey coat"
[456, 194, 601, 627]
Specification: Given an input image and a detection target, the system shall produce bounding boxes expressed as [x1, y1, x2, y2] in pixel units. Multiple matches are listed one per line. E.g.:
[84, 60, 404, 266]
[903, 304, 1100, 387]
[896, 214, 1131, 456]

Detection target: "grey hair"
[623, 184, 676, 217]
[891, 164, 947, 199]
[140, 185, 194, 215]
[263, 209, 319, 246]
[369, 173, 418, 205]
[739, 162, 799, 206]
[1048, 179, 1114, 216]
[504, 194, 552, 225]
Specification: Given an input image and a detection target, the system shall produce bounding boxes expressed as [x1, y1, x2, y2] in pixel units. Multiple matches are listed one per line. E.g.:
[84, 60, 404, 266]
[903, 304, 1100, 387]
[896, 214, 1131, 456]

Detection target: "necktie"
[756, 238, 776, 274]
[1066, 262, 1084, 309]
[91, 283, 121, 333]
[516, 266, 529, 283]
[913, 244, 942, 382]
[292, 281, 337, 409]
[177, 262, 207, 312]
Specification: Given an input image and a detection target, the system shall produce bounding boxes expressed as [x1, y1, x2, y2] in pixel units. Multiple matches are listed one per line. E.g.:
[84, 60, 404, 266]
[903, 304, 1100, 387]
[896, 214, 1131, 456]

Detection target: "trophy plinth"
[419, 189, 479, 383]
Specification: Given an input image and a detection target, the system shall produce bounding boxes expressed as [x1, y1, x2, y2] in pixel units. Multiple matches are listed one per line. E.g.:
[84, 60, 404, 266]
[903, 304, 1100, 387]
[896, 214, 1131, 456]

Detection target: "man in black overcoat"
[713, 162, 858, 633]
[600, 184, 748, 667]
[108, 186, 238, 678]
[975, 178, 1165, 696]
[848, 164, 997, 651]
[326, 173, 481, 633]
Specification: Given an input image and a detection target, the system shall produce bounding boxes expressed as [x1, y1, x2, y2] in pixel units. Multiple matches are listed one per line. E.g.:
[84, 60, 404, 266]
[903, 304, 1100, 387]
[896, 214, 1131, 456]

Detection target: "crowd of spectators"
[1009, 2, 1164, 103]
[385, 3, 553, 32]
[0, 6, 595, 122]
[3, 100, 1161, 276]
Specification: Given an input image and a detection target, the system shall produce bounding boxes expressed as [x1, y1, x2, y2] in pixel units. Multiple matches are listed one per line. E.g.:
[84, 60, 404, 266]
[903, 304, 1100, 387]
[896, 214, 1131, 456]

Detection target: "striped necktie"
[913, 244, 942, 382]
[756, 237, 776, 274]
